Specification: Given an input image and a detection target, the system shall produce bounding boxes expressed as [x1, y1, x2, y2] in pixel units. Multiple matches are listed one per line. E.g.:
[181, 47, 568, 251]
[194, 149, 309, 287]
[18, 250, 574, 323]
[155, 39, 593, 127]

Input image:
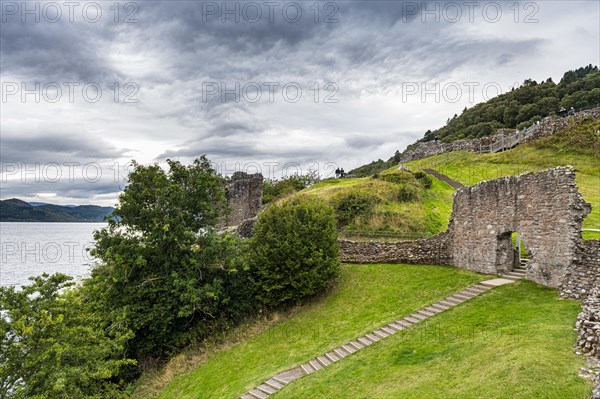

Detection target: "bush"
[414, 171, 433, 189]
[377, 170, 413, 185]
[334, 192, 379, 226]
[250, 198, 339, 308]
[398, 184, 421, 202]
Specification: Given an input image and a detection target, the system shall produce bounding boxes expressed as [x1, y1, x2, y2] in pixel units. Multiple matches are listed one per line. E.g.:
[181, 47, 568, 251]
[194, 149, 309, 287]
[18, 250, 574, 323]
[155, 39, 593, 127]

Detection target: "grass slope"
[150, 264, 488, 399]
[275, 281, 590, 399]
[402, 118, 600, 239]
[298, 174, 455, 238]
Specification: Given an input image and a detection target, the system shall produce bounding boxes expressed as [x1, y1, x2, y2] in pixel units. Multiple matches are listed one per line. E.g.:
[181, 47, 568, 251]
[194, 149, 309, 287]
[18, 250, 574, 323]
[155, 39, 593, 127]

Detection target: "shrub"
[250, 198, 339, 308]
[414, 171, 433, 189]
[334, 192, 379, 226]
[376, 170, 413, 185]
[398, 184, 421, 202]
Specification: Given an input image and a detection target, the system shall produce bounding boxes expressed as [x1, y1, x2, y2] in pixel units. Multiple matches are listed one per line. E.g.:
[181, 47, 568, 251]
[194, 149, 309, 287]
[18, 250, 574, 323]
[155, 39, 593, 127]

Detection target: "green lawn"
[152, 264, 489, 399]
[275, 281, 590, 399]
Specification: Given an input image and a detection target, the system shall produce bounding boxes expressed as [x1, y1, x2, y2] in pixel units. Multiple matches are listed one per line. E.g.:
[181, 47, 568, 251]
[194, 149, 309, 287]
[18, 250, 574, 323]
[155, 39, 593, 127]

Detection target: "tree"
[87, 157, 249, 358]
[250, 198, 339, 307]
[0, 274, 134, 399]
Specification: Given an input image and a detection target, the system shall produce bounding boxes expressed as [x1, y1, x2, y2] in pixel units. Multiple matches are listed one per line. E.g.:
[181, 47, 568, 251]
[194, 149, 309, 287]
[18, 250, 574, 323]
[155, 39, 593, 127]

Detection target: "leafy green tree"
[0, 274, 134, 399]
[250, 198, 339, 307]
[87, 157, 251, 359]
[262, 171, 320, 204]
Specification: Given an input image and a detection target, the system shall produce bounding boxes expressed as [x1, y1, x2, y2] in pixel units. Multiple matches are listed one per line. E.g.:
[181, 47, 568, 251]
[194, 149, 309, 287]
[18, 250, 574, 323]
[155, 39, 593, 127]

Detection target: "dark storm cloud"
[0, 4, 123, 82]
[0, 134, 128, 164]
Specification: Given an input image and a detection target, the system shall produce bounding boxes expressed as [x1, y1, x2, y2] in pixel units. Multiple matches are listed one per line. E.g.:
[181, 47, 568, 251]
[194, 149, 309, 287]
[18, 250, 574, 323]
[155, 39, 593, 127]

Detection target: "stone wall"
[225, 171, 263, 226]
[339, 232, 452, 265]
[450, 167, 590, 287]
[561, 240, 600, 299]
[339, 167, 592, 289]
[400, 107, 600, 163]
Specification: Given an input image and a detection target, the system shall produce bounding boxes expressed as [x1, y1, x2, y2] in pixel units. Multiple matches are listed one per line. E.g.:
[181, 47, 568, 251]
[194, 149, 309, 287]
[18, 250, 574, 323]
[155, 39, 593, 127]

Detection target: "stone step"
[388, 321, 409, 331]
[463, 287, 486, 295]
[308, 359, 323, 371]
[422, 306, 443, 314]
[500, 274, 522, 281]
[380, 326, 397, 335]
[404, 315, 423, 324]
[386, 322, 404, 332]
[410, 312, 428, 321]
[271, 376, 288, 386]
[316, 356, 331, 367]
[342, 344, 358, 354]
[366, 333, 383, 342]
[357, 336, 374, 346]
[256, 384, 277, 395]
[437, 300, 459, 308]
[273, 368, 304, 384]
[265, 378, 285, 390]
[334, 347, 350, 358]
[247, 389, 269, 399]
[300, 362, 315, 374]
[417, 309, 436, 318]
[348, 340, 364, 350]
[452, 292, 476, 301]
[472, 283, 493, 291]
[430, 303, 450, 313]
[511, 269, 526, 274]
[395, 319, 414, 328]
[324, 351, 340, 363]
[444, 296, 466, 304]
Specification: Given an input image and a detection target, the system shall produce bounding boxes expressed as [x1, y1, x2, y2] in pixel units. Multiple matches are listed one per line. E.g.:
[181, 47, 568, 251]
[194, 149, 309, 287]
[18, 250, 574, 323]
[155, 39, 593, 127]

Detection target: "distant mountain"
[0, 199, 114, 222]
[28, 201, 77, 207]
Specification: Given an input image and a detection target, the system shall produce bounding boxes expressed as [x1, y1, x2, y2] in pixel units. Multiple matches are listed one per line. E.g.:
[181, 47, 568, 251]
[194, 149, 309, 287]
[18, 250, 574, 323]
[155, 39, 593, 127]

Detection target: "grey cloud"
[0, 134, 129, 164]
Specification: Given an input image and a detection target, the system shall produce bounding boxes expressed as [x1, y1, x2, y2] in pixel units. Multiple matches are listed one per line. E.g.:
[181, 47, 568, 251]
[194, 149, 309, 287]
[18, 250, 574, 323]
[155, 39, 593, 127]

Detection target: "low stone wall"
[339, 232, 452, 265]
[561, 240, 600, 299]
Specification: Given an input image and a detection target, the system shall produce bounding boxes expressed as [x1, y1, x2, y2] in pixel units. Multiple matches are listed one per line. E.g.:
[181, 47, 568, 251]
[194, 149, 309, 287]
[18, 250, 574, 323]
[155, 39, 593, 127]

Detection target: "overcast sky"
[1, 0, 598, 205]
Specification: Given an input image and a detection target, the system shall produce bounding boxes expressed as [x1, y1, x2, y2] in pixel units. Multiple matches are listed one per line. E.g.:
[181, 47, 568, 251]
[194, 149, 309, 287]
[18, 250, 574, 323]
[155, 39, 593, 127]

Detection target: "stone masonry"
[400, 107, 600, 163]
[450, 167, 591, 287]
[340, 167, 593, 289]
[560, 240, 600, 300]
[225, 171, 263, 227]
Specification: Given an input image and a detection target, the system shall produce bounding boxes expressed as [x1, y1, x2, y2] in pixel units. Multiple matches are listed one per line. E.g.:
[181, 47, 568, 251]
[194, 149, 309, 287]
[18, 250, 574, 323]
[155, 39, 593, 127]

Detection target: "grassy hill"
[401, 118, 600, 239]
[0, 198, 114, 222]
[294, 170, 455, 240]
[134, 264, 589, 399]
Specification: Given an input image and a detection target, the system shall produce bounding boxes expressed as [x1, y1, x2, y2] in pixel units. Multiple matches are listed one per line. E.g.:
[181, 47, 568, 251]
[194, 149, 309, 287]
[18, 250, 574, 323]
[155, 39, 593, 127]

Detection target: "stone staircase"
[500, 259, 529, 281]
[239, 278, 515, 399]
